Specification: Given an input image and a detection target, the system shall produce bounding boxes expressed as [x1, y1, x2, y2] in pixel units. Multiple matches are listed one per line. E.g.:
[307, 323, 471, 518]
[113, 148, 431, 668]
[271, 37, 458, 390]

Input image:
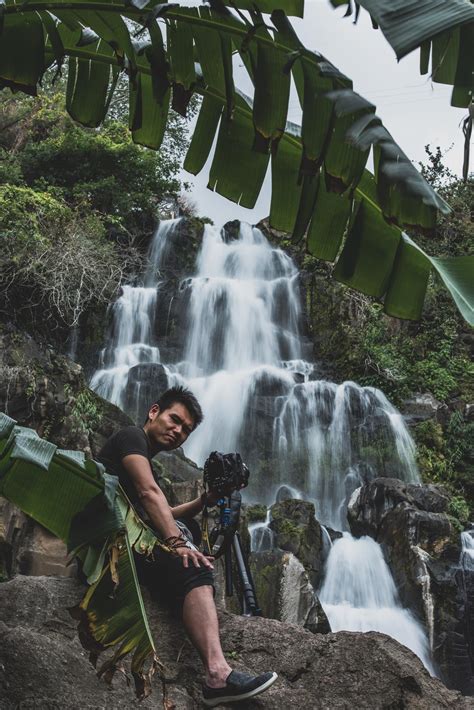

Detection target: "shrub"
[0, 185, 124, 332]
[448, 495, 471, 527]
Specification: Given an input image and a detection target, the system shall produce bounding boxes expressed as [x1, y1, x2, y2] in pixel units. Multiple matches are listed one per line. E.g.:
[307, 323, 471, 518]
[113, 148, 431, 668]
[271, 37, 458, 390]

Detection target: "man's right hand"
[174, 545, 214, 570]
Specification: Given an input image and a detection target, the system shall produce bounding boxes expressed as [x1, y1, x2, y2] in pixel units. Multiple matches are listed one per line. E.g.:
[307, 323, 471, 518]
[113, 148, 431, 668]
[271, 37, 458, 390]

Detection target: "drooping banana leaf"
[331, 0, 474, 107]
[0, 412, 169, 700]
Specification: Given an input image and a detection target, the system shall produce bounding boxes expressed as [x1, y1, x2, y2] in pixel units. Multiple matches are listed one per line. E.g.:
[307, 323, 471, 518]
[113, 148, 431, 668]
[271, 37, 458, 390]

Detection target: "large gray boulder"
[0, 574, 472, 709]
[402, 394, 449, 424]
[250, 549, 330, 634]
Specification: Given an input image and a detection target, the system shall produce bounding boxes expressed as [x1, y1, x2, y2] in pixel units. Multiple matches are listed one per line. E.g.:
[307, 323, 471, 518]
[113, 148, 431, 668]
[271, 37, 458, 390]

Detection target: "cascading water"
[90, 218, 180, 416]
[91, 218, 434, 671]
[461, 530, 474, 571]
[319, 534, 434, 672]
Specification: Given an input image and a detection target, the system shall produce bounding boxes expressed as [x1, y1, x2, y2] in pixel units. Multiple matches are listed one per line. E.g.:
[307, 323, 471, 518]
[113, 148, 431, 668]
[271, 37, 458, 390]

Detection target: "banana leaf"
[332, 0, 474, 107]
[0, 12, 45, 94]
[0, 412, 170, 699]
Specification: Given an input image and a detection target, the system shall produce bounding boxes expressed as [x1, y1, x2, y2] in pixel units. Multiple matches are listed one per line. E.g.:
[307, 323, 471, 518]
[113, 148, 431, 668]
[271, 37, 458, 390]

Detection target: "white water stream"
[461, 530, 474, 571]
[319, 533, 434, 672]
[91, 219, 434, 672]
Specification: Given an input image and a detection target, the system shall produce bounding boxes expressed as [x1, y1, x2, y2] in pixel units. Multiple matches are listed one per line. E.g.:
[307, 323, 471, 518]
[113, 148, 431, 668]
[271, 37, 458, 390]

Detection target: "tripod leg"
[232, 532, 262, 617]
[225, 546, 233, 597]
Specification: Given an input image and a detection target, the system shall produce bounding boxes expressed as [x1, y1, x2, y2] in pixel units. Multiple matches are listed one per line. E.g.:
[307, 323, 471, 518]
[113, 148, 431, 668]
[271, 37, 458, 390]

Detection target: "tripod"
[202, 490, 261, 617]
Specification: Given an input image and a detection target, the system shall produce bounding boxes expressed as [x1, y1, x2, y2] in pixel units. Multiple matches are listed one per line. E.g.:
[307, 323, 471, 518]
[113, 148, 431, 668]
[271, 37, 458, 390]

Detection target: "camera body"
[203, 451, 249, 498]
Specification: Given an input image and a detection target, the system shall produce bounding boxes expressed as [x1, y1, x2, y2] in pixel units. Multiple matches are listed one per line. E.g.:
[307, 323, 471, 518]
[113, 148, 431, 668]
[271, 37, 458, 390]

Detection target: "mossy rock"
[269, 499, 325, 588]
[246, 504, 267, 523]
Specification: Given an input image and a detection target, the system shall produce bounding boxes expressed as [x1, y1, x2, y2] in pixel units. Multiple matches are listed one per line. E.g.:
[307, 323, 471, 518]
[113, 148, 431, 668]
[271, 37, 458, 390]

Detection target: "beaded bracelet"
[164, 535, 188, 550]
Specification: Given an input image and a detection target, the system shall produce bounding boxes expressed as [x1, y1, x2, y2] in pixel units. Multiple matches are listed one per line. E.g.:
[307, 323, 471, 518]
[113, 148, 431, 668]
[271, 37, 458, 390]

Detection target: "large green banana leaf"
[0, 0, 472, 325]
[0, 412, 168, 700]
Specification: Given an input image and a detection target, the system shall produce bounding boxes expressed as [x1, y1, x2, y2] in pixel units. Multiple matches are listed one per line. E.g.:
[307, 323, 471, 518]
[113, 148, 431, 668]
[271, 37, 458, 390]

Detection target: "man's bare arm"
[122, 454, 181, 538]
[121, 454, 213, 569]
[171, 497, 204, 520]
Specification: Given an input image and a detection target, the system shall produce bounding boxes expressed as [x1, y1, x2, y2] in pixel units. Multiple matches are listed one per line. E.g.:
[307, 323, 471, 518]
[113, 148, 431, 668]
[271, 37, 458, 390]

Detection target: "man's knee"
[184, 583, 215, 603]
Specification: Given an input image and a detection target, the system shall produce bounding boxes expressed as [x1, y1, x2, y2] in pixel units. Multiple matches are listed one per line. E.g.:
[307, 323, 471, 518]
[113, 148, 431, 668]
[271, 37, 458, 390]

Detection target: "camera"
[203, 451, 249, 498]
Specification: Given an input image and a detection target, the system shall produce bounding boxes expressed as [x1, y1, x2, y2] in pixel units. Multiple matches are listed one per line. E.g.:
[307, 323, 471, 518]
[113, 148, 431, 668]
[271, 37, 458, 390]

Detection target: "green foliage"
[414, 419, 445, 451]
[304, 176, 472, 406]
[0, 86, 192, 343]
[0, 183, 72, 243]
[0, 183, 123, 332]
[68, 388, 104, 437]
[448, 496, 470, 527]
[0, 91, 182, 240]
[246, 504, 268, 523]
[414, 412, 474, 517]
[301, 146, 473, 512]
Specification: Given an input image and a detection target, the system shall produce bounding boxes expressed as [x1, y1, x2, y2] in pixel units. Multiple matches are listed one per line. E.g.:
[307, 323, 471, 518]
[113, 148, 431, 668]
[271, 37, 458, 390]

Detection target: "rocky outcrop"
[0, 322, 132, 458]
[403, 394, 449, 424]
[269, 499, 327, 588]
[250, 549, 330, 634]
[1, 574, 472, 710]
[348, 478, 474, 694]
[0, 500, 76, 581]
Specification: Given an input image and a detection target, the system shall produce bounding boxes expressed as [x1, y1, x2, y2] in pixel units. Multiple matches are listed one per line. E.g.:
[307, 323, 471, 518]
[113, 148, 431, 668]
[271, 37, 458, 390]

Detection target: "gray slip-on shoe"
[202, 670, 278, 707]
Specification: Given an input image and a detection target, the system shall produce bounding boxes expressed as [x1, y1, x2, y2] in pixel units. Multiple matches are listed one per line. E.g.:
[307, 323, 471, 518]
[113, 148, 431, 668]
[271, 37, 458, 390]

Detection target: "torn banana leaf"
[332, 0, 474, 107]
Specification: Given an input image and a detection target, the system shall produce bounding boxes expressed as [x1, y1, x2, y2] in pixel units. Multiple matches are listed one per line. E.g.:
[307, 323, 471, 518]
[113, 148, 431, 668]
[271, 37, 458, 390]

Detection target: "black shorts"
[135, 519, 214, 616]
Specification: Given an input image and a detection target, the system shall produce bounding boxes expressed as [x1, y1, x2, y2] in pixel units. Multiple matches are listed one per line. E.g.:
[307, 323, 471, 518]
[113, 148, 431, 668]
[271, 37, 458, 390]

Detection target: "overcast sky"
[181, 1, 468, 226]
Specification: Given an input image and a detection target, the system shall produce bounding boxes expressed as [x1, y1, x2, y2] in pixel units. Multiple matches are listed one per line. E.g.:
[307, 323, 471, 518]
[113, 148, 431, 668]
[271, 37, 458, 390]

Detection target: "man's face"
[145, 402, 195, 451]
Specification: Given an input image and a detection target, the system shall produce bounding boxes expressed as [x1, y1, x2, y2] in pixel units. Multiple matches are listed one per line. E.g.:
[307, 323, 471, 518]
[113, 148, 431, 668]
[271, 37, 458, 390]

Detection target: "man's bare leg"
[182, 585, 232, 688]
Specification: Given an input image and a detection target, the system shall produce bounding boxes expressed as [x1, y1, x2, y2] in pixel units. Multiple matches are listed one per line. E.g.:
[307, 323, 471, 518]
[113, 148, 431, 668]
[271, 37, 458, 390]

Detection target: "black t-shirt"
[97, 426, 157, 506]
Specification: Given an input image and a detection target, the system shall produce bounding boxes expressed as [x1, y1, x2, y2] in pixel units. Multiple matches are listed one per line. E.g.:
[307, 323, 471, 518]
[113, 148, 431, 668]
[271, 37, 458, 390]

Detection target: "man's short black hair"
[154, 386, 203, 428]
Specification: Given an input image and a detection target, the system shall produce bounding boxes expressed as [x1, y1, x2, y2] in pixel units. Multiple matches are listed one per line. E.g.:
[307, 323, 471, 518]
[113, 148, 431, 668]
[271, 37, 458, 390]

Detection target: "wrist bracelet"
[164, 535, 186, 549]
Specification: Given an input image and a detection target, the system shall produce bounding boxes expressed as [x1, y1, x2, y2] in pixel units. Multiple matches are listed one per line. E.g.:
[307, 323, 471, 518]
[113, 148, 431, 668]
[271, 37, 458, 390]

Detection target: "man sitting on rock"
[97, 385, 277, 707]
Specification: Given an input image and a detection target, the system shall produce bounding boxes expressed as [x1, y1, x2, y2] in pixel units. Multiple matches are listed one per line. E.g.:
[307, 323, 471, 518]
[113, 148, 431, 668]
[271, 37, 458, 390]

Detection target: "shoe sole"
[202, 672, 278, 707]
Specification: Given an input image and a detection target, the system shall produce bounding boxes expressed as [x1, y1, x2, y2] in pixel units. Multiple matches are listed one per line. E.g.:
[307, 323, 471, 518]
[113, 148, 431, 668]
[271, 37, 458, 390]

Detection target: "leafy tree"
[0, 88, 188, 238]
[0, 84, 192, 338]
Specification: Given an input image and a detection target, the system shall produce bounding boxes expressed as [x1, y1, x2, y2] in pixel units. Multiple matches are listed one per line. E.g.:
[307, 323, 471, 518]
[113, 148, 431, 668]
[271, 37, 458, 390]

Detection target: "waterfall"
[250, 509, 275, 553]
[461, 530, 474, 571]
[319, 534, 434, 673]
[89, 219, 180, 416]
[90, 218, 434, 671]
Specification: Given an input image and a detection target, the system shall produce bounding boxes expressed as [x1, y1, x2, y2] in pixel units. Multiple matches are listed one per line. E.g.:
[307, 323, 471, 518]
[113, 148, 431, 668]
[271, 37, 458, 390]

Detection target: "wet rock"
[348, 478, 473, 694]
[347, 478, 450, 538]
[403, 393, 449, 424]
[0, 574, 472, 709]
[269, 499, 326, 588]
[222, 219, 241, 242]
[122, 362, 169, 422]
[250, 369, 294, 398]
[0, 501, 76, 581]
[250, 549, 330, 634]
[275, 485, 298, 503]
[0, 322, 133, 459]
[0, 501, 28, 580]
[246, 503, 268, 523]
